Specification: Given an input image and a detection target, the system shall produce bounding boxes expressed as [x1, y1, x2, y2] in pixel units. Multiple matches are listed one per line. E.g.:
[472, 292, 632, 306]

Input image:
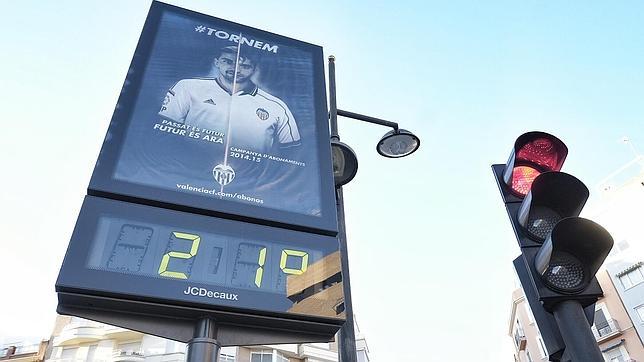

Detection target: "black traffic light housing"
[493, 131, 614, 360]
[534, 217, 613, 300]
[493, 132, 613, 305]
[517, 172, 589, 242]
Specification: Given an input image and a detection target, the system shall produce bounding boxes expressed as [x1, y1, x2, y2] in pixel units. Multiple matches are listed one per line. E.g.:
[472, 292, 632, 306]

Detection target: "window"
[86, 345, 98, 361]
[619, 267, 644, 289]
[536, 335, 547, 358]
[636, 305, 644, 323]
[595, 308, 609, 328]
[593, 305, 617, 337]
[275, 352, 289, 362]
[220, 353, 236, 362]
[526, 350, 533, 362]
[617, 240, 630, 251]
[250, 351, 272, 362]
[604, 347, 626, 362]
[61, 347, 78, 360]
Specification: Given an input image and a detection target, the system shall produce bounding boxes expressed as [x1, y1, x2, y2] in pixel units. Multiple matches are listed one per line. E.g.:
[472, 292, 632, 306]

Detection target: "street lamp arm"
[336, 109, 399, 131]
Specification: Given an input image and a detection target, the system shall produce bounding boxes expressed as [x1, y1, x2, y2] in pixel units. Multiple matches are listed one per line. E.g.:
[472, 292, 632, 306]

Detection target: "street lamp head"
[376, 129, 420, 158]
[331, 140, 358, 187]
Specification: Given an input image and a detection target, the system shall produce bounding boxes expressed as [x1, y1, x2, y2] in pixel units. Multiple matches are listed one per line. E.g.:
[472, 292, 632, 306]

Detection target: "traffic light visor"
[503, 132, 568, 197]
[517, 172, 589, 242]
[534, 217, 613, 294]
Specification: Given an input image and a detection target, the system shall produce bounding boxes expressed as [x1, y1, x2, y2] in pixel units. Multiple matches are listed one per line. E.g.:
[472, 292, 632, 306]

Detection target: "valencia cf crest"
[213, 164, 235, 186]
[256, 108, 269, 120]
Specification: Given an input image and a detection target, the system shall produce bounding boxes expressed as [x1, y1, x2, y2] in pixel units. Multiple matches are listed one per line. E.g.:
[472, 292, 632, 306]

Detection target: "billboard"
[90, 1, 337, 234]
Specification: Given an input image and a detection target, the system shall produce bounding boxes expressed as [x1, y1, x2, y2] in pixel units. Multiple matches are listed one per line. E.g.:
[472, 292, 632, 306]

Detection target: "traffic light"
[501, 131, 568, 200]
[493, 131, 614, 361]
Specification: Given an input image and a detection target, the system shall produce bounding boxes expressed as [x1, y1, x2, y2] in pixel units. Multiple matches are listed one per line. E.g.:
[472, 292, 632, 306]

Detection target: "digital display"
[87, 217, 323, 295]
[57, 196, 345, 321]
[88, 2, 337, 234]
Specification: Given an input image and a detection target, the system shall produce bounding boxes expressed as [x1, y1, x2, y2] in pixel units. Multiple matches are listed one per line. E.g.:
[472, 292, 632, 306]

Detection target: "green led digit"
[158, 232, 201, 279]
[254, 247, 267, 287]
[280, 249, 309, 275]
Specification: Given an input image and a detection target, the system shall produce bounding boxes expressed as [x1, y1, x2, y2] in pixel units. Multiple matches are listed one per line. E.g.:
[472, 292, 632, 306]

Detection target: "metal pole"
[336, 187, 357, 362]
[186, 318, 221, 362]
[328, 55, 358, 362]
[552, 300, 604, 362]
[329, 56, 339, 141]
[337, 109, 399, 130]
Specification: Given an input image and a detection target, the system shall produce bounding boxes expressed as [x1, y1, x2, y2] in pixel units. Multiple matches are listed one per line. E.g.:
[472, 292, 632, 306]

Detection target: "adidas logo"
[203, 99, 216, 105]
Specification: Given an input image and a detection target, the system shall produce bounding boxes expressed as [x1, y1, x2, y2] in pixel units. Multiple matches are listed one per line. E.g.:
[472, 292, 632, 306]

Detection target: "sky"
[1, 1, 644, 361]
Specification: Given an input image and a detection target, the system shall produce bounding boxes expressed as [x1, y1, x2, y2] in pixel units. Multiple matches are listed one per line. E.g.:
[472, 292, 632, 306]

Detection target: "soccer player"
[159, 45, 301, 154]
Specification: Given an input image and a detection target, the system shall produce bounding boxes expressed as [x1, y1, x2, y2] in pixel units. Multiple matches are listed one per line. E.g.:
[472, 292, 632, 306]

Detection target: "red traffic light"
[503, 132, 568, 197]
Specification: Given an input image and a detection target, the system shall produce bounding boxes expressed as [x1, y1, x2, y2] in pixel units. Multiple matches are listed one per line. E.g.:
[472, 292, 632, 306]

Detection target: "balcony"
[53, 322, 103, 346]
[103, 325, 142, 341]
[12, 343, 40, 355]
[592, 319, 622, 342]
[112, 350, 145, 362]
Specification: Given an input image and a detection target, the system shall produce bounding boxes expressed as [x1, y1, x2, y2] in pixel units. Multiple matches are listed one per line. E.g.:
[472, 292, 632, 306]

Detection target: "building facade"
[509, 288, 554, 362]
[593, 158, 644, 345]
[44, 315, 369, 362]
[509, 268, 644, 362]
[0, 340, 48, 362]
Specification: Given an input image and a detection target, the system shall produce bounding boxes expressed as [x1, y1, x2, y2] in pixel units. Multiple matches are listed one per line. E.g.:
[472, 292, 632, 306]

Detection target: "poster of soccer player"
[89, 2, 337, 235]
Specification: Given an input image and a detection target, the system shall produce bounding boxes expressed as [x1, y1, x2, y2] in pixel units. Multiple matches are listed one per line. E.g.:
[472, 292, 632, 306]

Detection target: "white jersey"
[159, 78, 301, 153]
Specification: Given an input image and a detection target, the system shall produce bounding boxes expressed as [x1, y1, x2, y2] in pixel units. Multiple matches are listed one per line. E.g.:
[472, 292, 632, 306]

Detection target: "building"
[508, 286, 548, 362]
[44, 315, 370, 362]
[0, 339, 48, 362]
[509, 267, 644, 361]
[592, 270, 643, 361]
[593, 156, 644, 345]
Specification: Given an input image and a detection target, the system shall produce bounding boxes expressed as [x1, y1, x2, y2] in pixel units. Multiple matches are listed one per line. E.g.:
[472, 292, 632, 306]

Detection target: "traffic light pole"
[328, 55, 358, 362]
[186, 318, 221, 362]
[552, 301, 603, 362]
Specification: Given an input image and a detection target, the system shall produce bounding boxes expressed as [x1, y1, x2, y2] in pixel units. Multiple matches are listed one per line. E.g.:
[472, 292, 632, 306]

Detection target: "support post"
[328, 55, 358, 362]
[552, 300, 604, 362]
[336, 187, 357, 362]
[329, 56, 339, 141]
[186, 318, 221, 362]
